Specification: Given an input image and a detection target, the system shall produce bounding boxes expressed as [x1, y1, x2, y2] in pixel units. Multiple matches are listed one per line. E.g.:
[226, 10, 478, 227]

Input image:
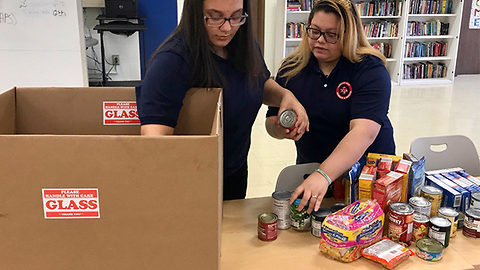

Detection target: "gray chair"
[275, 162, 321, 192]
[409, 135, 480, 176]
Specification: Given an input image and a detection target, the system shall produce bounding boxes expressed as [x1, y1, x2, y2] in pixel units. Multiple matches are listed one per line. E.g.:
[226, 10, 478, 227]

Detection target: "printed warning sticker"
[42, 189, 100, 219]
[103, 101, 140, 125]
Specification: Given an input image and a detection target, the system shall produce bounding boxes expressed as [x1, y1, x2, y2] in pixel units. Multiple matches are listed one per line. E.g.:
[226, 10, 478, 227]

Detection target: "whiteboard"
[0, 0, 87, 93]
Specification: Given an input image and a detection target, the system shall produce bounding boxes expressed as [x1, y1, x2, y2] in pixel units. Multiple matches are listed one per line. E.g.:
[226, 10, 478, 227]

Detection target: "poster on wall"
[470, 0, 480, 29]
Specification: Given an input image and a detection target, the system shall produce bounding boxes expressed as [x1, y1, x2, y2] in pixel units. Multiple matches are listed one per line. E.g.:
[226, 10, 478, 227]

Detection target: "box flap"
[0, 88, 16, 134]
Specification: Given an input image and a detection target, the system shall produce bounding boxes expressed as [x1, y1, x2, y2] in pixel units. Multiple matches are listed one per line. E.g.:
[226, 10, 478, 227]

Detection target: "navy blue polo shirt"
[267, 54, 395, 164]
[136, 36, 269, 177]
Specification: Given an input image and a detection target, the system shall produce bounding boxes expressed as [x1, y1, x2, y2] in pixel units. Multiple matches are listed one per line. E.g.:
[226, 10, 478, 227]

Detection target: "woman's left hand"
[279, 90, 309, 136]
[289, 171, 330, 214]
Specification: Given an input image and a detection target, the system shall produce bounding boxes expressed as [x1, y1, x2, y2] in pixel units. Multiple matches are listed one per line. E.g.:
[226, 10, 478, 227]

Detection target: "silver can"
[278, 109, 297, 129]
[272, 191, 291, 229]
[471, 192, 480, 209]
[438, 207, 459, 238]
[409, 196, 432, 217]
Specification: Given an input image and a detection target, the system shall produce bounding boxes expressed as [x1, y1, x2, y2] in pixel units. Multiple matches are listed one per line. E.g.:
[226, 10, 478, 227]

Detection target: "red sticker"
[42, 189, 100, 219]
[336, 81, 352, 100]
[103, 101, 140, 125]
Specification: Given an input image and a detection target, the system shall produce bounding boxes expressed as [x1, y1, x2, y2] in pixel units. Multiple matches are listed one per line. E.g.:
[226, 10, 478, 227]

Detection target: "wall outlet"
[112, 55, 120, 65]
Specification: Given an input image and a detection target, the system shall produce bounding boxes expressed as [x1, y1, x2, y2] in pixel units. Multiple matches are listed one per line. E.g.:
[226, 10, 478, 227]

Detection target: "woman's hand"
[278, 90, 309, 136]
[289, 171, 330, 214]
[266, 115, 304, 141]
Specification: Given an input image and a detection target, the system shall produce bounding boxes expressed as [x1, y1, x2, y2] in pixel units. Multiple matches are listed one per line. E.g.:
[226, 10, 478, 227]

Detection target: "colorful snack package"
[361, 237, 414, 269]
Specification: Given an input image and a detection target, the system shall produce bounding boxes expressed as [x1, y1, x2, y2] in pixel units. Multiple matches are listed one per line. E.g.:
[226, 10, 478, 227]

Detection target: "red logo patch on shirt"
[336, 81, 352, 100]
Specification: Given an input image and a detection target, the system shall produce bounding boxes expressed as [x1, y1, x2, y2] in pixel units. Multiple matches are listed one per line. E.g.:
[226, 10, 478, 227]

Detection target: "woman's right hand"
[266, 115, 304, 141]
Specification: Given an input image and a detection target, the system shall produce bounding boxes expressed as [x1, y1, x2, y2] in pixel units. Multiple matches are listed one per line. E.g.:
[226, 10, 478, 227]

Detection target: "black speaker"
[105, 0, 138, 19]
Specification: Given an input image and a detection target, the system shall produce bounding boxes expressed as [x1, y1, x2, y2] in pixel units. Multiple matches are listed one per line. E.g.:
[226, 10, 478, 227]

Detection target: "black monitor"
[105, 0, 138, 19]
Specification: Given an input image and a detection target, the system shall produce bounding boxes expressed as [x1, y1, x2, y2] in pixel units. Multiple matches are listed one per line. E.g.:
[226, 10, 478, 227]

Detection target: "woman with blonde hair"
[266, 0, 395, 212]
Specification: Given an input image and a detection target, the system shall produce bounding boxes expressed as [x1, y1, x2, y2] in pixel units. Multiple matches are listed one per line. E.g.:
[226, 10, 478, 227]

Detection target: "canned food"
[428, 216, 451, 247]
[412, 213, 429, 242]
[463, 208, 480, 239]
[420, 186, 443, 217]
[258, 212, 278, 241]
[471, 192, 480, 209]
[272, 191, 291, 230]
[438, 207, 459, 237]
[290, 198, 311, 231]
[388, 202, 414, 245]
[311, 207, 332, 238]
[416, 237, 444, 261]
[278, 109, 297, 130]
[409, 196, 432, 217]
[330, 203, 347, 213]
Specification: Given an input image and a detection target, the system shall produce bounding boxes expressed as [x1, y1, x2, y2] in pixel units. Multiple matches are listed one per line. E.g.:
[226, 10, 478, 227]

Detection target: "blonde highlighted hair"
[279, 0, 386, 83]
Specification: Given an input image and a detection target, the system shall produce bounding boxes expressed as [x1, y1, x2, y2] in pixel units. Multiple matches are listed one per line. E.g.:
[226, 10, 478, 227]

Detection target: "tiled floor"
[246, 74, 480, 198]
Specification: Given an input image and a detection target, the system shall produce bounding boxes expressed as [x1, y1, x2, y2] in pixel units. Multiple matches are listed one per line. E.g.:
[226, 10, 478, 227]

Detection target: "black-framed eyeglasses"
[306, 27, 339, 44]
[203, 13, 248, 27]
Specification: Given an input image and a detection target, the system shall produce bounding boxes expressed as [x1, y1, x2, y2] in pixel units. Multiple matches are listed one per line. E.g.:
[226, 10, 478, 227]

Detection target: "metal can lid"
[330, 203, 347, 213]
[390, 202, 414, 215]
[466, 208, 480, 218]
[409, 196, 432, 207]
[279, 109, 297, 128]
[414, 212, 430, 223]
[421, 185, 443, 195]
[272, 190, 291, 200]
[438, 207, 459, 218]
[258, 212, 278, 223]
[416, 237, 444, 252]
[311, 207, 332, 220]
[430, 216, 452, 227]
[472, 192, 480, 201]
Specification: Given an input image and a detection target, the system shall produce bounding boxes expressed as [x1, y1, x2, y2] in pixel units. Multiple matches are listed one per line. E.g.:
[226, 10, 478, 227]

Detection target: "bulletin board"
[0, 0, 87, 93]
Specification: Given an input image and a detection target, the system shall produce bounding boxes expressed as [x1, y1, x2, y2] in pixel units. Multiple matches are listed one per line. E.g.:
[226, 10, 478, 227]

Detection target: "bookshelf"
[274, 0, 464, 85]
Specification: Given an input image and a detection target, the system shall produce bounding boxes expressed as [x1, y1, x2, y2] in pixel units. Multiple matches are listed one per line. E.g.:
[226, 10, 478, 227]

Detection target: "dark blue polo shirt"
[136, 36, 268, 177]
[267, 54, 395, 164]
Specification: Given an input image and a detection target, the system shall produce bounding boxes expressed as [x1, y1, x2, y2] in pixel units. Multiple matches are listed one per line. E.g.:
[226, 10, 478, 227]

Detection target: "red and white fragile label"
[103, 101, 140, 125]
[42, 189, 100, 219]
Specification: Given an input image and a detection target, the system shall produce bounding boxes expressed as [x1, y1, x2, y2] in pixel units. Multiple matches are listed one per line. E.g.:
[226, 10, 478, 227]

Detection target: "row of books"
[403, 61, 447, 79]
[404, 41, 448, 57]
[409, 0, 453, 14]
[355, 1, 403, 16]
[371, 42, 393, 58]
[286, 22, 306, 38]
[286, 0, 315, 11]
[363, 21, 399, 38]
[406, 20, 450, 36]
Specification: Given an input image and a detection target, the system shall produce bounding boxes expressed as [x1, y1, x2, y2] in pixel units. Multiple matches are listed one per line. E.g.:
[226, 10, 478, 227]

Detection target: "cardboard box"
[359, 165, 377, 201]
[394, 159, 412, 202]
[372, 171, 403, 212]
[0, 87, 222, 269]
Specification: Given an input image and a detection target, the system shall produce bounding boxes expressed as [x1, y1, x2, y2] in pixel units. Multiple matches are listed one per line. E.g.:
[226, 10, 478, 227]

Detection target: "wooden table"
[221, 197, 479, 270]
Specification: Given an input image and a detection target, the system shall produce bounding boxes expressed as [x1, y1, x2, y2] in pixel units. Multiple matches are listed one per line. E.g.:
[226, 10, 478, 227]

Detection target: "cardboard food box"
[372, 171, 403, 212]
[359, 165, 377, 201]
[0, 87, 223, 270]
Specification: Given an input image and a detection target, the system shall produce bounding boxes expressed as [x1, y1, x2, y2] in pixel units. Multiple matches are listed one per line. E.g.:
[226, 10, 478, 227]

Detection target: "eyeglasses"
[204, 13, 248, 27]
[306, 27, 339, 44]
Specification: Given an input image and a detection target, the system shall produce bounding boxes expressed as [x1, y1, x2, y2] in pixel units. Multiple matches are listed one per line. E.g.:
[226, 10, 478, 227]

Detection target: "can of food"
[463, 207, 480, 239]
[388, 202, 414, 245]
[416, 237, 444, 261]
[438, 207, 459, 238]
[278, 109, 297, 130]
[290, 198, 311, 231]
[258, 212, 278, 241]
[272, 190, 292, 230]
[420, 186, 443, 217]
[330, 203, 347, 213]
[409, 196, 432, 217]
[471, 192, 480, 209]
[311, 207, 332, 238]
[412, 212, 430, 242]
[428, 216, 451, 248]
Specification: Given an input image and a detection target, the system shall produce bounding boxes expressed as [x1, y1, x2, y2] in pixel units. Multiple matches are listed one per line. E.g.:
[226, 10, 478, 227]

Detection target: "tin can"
[428, 216, 451, 248]
[416, 237, 444, 261]
[420, 186, 443, 217]
[290, 198, 311, 231]
[272, 191, 291, 230]
[279, 109, 297, 130]
[471, 192, 480, 209]
[311, 207, 332, 238]
[412, 213, 429, 242]
[388, 202, 414, 245]
[409, 196, 432, 217]
[463, 208, 480, 239]
[438, 207, 459, 238]
[330, 203, 347, 213]
[258, 212, 278, 241]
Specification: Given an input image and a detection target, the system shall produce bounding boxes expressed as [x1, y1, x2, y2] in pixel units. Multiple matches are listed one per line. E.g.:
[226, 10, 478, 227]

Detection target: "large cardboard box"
[0, 87, 222, 269]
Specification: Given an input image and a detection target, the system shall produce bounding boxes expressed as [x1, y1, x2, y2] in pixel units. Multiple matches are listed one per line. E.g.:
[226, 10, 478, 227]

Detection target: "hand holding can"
[279, 109, 297, 130]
